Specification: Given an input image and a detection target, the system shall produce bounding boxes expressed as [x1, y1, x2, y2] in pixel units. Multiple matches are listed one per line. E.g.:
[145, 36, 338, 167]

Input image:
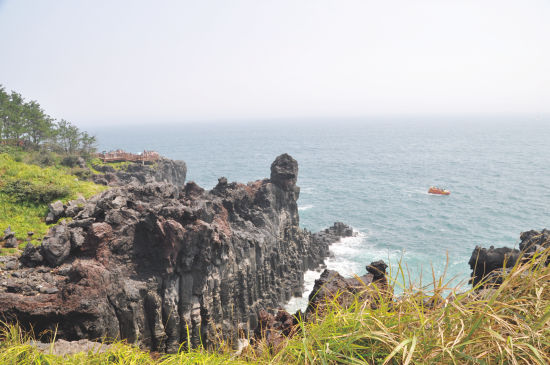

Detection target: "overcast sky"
[0, 0, 548, 126]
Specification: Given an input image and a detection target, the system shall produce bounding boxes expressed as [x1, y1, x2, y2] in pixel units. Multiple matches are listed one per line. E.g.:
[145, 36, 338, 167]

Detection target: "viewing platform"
[96, 149, 160, 163]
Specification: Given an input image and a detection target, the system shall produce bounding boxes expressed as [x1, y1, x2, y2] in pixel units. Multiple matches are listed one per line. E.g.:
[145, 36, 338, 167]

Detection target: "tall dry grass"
[1, 248, 548, 364]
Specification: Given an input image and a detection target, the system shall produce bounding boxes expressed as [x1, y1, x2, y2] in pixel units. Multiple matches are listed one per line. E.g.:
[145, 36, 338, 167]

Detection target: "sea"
[91, 116, 550, 312]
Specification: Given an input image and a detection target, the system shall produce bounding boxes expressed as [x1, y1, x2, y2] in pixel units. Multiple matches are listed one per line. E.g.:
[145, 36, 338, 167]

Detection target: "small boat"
[428, 186, 450, 195]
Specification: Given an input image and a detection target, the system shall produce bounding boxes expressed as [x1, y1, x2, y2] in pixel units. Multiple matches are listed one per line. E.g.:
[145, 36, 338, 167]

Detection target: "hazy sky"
[0, 0, 548, 125]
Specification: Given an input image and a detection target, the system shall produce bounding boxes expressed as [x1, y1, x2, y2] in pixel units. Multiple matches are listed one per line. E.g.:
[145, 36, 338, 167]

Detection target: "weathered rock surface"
[306, 260, 389, 315]
[0, 154, 350, 352]
[469, 229, 550, 287]
[92, 157, 187, 188]
[45, 200, 66, 224]
[252, 309, 298, 353]
[45, 197, 87, 225]
[252, 260, 389, 352]
[2, 225, 18, 248]
[29, 339, 112, 356]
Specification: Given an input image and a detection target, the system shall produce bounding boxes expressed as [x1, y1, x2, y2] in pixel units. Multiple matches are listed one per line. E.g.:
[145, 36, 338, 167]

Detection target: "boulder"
[253, 309, 297, 353]
[306, 260, 389, 315]
[3, 226, 18, 248]
[4, 236, 18, 248]
[41, 223, 71, 266]
[46, 200, 65, 224]
[20, 243, 44, 266]
[3, 225, 15, 240]
[65, 197, 86, 218]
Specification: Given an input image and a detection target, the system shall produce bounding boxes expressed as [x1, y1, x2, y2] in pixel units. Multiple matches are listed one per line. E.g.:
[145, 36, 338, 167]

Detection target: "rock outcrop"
[45, 197, 87, 225]
[252, 259, 389, 353]
[306, 260, 389, 315]
[2, 226, 18, 248]
[92, 157, 187, 188]
[469, 229, 550, 287]
[0, 154, 350, 352]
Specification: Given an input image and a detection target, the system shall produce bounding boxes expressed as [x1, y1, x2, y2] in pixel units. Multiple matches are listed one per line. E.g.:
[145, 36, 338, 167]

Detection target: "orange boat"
[428, 186, 450, 195]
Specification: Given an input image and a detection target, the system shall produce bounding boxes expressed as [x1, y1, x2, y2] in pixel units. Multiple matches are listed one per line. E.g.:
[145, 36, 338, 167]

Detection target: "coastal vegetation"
[0, 152, 106, 253]
[0, 85, 96, 156]
[0, 85, 106, 253]
[1, 248, 548, 364]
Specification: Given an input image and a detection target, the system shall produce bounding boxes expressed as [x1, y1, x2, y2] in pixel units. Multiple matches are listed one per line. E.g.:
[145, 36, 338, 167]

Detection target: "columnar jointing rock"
[0, 154, 351, 352]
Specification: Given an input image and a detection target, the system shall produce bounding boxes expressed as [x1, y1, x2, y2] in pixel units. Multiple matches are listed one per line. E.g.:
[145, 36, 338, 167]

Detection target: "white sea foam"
[284, 269, 322, 313]
[283, 228, 414, 312]
[284, 230, 371, 312]
[298, 204, 314, 211]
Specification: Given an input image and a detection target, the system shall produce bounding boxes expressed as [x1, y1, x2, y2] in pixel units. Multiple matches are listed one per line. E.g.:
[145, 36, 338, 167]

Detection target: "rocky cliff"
[0, 154, 351, 352]
[92, 157, 187, 188]
[469, 229, 550, 287]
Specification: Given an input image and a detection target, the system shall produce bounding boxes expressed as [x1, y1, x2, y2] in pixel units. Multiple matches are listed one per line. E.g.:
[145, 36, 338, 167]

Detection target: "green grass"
[89, 157, 157, 172]
[272, 249, 550, 364]
[89, 157, 131, 170]
[0, 153, 107, 250]
[0, 323, 252, 365]
[1, 248, 548, 364]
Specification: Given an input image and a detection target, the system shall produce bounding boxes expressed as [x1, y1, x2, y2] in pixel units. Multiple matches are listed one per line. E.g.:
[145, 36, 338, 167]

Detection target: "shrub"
[61, 155, 80, 167]
[71, 167, 92, 180]
[0, 179, 70, 204]
[32, 152, 60, 167]
[12, 153, 23, 162]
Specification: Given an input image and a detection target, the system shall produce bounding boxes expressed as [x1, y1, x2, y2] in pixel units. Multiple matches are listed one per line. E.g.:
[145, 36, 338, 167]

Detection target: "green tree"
[0, 86, 8, 140]
[79, 131, 97, 155]
[0, 85, 96, 156]
[56, 119, 80, 154]
[23, 100, 54, 146]
[4, 91, 26, 143]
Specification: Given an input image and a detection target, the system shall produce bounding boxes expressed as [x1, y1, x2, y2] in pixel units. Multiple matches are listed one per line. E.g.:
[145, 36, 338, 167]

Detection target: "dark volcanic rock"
[45, 198, 88, 225]
[519, 229, 550, 255]
[469, 229, 550, 287]
[253, 309, 297, 353]
[92, 157, 187, 188]
[3, 225, 15, 240]
[3, 225, 18, 248]
[270, 153, 298, 190]
[306, 260, 389, 315]
[45, 200, 65, 224]
[0, 154, 351, 352]
[41, 222, 72, 267]
[20, 243, 44, 266]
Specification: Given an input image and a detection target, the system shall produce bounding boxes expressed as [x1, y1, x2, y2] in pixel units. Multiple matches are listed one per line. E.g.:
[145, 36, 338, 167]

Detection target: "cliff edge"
[0, 154, 351, 352]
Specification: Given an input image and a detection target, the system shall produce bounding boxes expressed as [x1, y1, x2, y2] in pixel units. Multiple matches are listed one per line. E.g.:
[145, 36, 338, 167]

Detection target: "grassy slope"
[1, 249, 548, 364]
[0, 152, 107, 253]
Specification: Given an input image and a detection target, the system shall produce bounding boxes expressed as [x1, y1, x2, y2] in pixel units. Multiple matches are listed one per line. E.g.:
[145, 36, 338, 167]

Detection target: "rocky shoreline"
[0, 154, 355, 352]
[468, 229, 550, 288]
[1, 152, 548, 355]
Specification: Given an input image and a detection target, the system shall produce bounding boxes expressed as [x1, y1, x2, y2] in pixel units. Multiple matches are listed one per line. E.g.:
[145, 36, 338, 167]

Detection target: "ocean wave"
[284, 269, 322, 313]
[298, 204, 314, 211]
[285, 229, 370, 312]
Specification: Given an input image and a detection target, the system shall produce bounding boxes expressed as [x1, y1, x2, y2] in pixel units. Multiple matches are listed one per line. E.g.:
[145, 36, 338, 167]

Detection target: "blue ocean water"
[91, 117, 550, 309]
